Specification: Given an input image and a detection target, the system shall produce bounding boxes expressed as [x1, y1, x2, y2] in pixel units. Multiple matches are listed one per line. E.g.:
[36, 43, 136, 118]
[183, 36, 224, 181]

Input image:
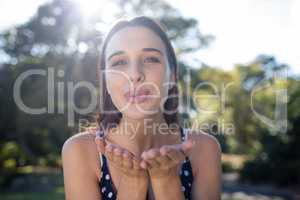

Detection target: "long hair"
[96, 16, 179, 131]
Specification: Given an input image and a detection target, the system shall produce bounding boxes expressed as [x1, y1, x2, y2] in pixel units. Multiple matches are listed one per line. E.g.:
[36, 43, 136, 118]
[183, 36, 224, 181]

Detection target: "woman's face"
[104, 26, 173, 120]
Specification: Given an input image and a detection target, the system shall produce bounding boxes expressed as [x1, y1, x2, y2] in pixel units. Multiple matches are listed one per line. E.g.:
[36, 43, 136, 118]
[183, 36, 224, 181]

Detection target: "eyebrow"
[142, 48, 163, 55]
[107, 48, 163, 61]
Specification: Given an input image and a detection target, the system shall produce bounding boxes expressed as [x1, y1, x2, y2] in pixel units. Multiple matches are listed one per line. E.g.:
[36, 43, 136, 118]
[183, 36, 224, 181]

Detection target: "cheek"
[105, 72, 127, 106]
[146, 68, 171, 99]
[105, 70, 128, 91]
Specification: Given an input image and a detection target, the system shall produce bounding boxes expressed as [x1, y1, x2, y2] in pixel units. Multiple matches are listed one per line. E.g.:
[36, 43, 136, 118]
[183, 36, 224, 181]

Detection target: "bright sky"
[0, 0, 299, 74]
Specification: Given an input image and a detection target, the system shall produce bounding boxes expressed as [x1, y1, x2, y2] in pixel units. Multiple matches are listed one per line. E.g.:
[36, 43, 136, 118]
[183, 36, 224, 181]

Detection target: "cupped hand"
[90, 127, 195, 179]
[92, 128, 148, 178]
[140, 139, 195, 179]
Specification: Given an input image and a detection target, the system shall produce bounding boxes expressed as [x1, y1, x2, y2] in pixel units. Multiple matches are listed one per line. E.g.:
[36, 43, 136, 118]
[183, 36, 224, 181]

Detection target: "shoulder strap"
[179, 127, 188, 142]
[100, 154, 118, 194]
[179, 127, 190, 161]
[99, 153, 106, 179]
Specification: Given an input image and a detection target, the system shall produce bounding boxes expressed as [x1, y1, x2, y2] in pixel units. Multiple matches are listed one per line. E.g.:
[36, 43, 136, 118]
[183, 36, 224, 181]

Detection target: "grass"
[0, 191, 64, 200]
[0, 167, 64, 200]
[222, 153, 248, 169]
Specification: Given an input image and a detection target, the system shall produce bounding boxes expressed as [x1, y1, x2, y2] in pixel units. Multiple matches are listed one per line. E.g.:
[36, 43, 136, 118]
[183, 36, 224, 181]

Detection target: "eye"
[111, 59, 127, 67]
[144, 56, 161, 63]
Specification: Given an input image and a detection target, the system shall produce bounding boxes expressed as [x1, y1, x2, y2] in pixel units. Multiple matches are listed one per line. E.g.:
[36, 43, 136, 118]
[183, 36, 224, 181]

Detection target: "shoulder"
[186, 129, 221, 154]
[185, 129, 222, 174]
[61, 132, 103, 199]
[61, 131, 98, 158]
[185, 129, 222, 199]
[61, 131, 101, 180]
[62, 131, 97, 150]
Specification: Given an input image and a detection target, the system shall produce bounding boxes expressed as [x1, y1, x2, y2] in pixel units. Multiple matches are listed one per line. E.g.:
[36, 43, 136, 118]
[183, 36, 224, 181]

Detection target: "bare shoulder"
[62, 131, 98, 158]
[61, 131, 101, 180]
[187, 129, 221, 154]
[61, 132, 103, 199]
[185, 129, 222, 175]
[62, 131, 97, 150]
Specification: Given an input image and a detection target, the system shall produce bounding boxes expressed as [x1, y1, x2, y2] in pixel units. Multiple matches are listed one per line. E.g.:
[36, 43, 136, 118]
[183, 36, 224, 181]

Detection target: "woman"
[62, 16, 222, 200]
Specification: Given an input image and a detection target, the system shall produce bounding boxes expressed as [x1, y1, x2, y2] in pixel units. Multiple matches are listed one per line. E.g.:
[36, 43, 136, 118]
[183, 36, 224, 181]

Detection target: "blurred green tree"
[0, 0, 211, 187]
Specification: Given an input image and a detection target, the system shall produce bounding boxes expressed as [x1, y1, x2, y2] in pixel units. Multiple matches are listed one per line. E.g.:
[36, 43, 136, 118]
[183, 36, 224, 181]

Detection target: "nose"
[128, 60, 145, 83]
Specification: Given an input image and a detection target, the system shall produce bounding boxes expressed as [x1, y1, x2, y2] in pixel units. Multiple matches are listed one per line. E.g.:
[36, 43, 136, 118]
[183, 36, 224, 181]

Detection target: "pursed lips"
[125, 89, 150, 97]
[124, 88, 152, 103]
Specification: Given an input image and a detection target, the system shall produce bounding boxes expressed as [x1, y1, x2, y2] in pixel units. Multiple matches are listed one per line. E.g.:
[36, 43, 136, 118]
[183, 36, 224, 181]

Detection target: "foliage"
[0, 0, 299, 189]
[0, 0, 208, 187]
[240, 78, 300, 185]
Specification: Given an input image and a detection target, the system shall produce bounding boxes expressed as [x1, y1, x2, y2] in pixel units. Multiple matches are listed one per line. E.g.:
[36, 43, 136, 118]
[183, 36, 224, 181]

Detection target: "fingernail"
[160, 148, 167, 156]
[142, 154, 148, 160]
[141, 161, 147, 169]
[106, 145, 112, 152]
[123, 152, 129, 158]
[114, 148, 122, 155]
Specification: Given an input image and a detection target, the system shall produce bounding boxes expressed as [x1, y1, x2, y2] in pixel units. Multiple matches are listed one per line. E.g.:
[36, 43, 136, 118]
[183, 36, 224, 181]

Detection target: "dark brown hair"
[96, 16, 179, 130]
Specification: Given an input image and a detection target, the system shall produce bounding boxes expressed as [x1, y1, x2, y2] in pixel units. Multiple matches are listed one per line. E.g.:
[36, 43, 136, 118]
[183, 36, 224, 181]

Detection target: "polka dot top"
[99, 127, 194, 200]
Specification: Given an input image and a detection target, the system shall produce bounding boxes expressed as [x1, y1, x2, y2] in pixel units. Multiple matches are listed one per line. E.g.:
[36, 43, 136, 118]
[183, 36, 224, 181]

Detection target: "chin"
[123, 113, 147, 121]
[122, 105, 159, 120]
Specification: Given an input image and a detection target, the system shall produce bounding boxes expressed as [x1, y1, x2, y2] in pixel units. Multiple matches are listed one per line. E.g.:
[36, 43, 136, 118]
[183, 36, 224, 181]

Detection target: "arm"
[62, 133, 102, 200]
[190, 132, 222, 200]
[150, 170, 185, 200]
[116, 175, 149, 200]
[95, 135, 150, 200]
[140, 141, 195, 200]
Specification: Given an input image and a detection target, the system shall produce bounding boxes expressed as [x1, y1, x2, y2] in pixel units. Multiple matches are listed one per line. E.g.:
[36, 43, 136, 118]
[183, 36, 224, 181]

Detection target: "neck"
[106, 113, 179, 158]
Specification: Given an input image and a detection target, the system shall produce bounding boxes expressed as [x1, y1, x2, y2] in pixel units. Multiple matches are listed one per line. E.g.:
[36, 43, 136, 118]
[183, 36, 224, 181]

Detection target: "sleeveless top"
[99, 128, 194, 200]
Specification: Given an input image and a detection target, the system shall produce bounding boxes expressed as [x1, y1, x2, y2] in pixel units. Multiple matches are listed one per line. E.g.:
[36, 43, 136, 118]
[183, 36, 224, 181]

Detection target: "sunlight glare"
[72, 0, 102, 19]
[71, 0, 121, 23]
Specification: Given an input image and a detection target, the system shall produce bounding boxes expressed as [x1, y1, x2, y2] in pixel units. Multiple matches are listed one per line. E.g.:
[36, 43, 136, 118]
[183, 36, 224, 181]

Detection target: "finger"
[155, 145, 173, 165]
[133, 157, 143, 170]
[105, 143, 114, 161]
[112, 146, 124, 166]
[145, 158, 160, 168]
[180, 139, 196, 155]
[140, 160, 148, 169]
[131, 154, 148, 169]
[142, 149, 160, 168]
[101, 138, 117, 150]
[155, 153, 173, 166]
[122, 150, 133, 169]
[95, 136, 106, 153]
[142, 149, 160, 159]
[166, 148, 185, 163]
[159, 145, 172, 156]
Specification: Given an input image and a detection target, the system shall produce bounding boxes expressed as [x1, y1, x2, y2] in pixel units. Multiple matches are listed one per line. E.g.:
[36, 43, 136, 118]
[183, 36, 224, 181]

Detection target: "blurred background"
[0, 0, 299, 199]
